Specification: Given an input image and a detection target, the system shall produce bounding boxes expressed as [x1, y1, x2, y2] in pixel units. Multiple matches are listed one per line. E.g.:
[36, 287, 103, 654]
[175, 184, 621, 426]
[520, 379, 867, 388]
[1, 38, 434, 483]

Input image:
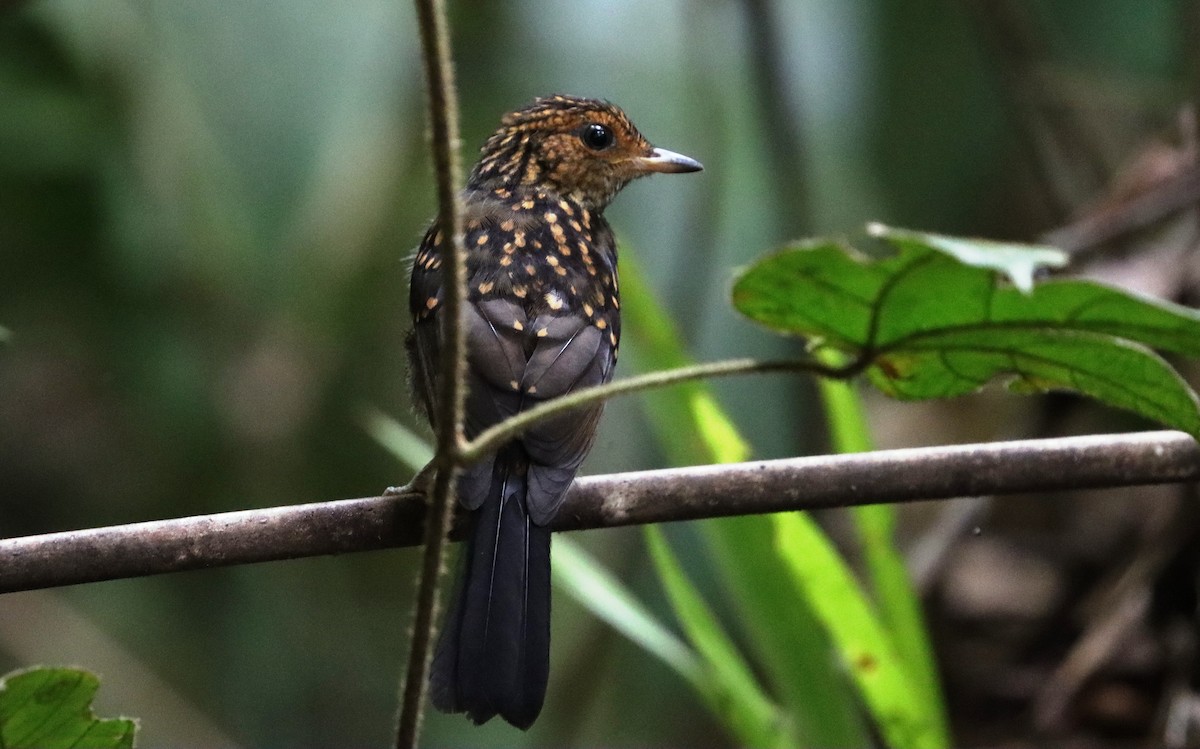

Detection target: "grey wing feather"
[519, 314, 616, 524]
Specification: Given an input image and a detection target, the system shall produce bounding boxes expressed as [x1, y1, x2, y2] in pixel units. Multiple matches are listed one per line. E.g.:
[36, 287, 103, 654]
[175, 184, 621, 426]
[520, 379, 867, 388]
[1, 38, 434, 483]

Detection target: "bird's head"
[468, 94, 702, 211]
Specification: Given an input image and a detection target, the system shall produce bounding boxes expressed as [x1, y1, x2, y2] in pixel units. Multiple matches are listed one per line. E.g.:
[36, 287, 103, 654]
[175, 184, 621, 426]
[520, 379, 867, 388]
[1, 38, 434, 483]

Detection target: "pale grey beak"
[637, 147, 704, 174]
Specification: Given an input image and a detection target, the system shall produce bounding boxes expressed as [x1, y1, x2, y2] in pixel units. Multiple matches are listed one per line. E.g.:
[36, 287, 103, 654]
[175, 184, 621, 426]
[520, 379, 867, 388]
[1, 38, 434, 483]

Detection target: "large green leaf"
[0, 668, 137, 749]
[732, 225, 1200, 436]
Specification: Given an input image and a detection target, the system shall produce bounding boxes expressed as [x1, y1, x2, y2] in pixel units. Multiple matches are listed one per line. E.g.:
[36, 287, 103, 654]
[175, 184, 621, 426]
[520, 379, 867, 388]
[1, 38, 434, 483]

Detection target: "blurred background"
[2, 0, 1199, 746]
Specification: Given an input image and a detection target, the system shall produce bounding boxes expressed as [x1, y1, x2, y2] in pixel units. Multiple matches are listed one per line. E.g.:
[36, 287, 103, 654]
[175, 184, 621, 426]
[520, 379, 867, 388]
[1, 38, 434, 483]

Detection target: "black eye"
[581, 123, 615, 151]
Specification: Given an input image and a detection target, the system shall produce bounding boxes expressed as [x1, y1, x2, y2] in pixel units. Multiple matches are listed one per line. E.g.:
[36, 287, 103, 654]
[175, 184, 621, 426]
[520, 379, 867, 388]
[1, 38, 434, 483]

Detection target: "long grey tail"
[429, 447, 551, 730]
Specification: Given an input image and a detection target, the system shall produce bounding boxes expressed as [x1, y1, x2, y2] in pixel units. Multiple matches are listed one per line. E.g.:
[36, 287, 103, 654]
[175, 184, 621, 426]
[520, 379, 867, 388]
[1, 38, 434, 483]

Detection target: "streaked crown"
[468, 94, 701, 210]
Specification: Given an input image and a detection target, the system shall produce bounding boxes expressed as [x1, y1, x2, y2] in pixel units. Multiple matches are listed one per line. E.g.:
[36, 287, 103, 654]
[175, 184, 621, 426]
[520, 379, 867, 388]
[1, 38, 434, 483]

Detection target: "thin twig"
[1034, 493, 1196, 729]
[0, 431, 1196, 594]
[1043, 165, 1200, 253]
[459, 356, 852, 461]
[397, 0, 465, 744]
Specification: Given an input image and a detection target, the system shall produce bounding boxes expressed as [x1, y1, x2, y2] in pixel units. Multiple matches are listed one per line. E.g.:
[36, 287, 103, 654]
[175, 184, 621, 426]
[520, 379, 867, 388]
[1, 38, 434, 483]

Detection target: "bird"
[407, 94, 702, 729]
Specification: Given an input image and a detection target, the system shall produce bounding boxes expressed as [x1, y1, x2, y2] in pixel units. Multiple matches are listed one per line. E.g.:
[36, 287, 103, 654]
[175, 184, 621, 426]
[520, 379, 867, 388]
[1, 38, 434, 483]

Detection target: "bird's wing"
[407, 226, 443, 429]
[516, 312, 615, 524]
[460, 289, 616, 523]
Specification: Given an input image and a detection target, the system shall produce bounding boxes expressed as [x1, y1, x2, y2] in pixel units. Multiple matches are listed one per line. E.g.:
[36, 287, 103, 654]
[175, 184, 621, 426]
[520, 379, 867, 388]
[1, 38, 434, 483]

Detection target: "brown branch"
[1033, 489, 1196, 730]
[399, 0, 464, 744]
[1042, 164, 1200, 254]
[0, 431, 1196, 595]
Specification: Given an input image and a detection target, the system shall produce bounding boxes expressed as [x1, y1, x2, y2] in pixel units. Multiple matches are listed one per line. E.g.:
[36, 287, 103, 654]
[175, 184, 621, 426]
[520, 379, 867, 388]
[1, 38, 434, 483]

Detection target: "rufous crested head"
[468, 94, 702, 211]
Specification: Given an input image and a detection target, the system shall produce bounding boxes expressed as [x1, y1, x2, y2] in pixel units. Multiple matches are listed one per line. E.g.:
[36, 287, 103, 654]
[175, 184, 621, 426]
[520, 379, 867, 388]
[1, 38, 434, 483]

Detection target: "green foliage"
[772, 515, 946, 749]
[551, 538, 701, 686]
[698, 517, 870, 747]
[619, 224, 1200, 747]
[0, 668, 136, 749]
[817, 371, 945, 731]
[733, 225, 1200, 437]
[623, 251, 870, 746]
[643, 528, 791, 748]
[619, 252, 750, 464]
[624, 247, 931, 749]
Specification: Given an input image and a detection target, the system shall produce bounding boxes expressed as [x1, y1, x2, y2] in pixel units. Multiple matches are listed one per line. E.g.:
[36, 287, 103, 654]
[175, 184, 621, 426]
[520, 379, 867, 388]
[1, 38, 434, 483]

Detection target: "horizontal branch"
[0, 430, 1196, 594]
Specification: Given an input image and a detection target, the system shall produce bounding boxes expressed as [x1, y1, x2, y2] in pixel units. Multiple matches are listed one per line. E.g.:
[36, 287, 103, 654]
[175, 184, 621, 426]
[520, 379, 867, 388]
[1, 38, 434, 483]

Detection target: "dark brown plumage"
[408, 94, 701, 729]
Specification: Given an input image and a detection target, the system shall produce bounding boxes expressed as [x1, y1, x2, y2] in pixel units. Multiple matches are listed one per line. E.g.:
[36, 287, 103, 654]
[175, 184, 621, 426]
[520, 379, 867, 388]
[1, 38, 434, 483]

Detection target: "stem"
[460, 356, 853, 461]
[396, 0, 464, 744]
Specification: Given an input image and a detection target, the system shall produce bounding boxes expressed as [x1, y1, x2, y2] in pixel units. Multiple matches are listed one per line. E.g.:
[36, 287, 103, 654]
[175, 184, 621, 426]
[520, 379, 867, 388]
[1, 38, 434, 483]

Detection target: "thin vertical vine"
[394, 0, 466, 745]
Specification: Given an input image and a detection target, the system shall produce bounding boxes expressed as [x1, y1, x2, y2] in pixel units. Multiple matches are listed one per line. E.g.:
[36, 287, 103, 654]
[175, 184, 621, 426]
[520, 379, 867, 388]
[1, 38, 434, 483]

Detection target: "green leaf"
[0, 667, 137, 749]
[700, 517, 868, 746]
[552, 537, 702, 686]
[732, 226, 1200, 437]
[869, 330, 1198, 435]
[0, 325, 9, 344]
[645, 527, 793, 748]
[622, 248, 868, 747]
[359, 407, 433, 473]
[873, 224, 1067, 292]
[773, 516, 948, 749]
[816, 357, 948, 742]
[621, 251, 750, 465]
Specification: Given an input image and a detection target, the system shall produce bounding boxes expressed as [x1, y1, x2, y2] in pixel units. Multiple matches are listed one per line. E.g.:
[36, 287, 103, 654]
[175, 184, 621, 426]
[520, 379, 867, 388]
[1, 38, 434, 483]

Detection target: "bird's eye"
[580, 123, 615, 151]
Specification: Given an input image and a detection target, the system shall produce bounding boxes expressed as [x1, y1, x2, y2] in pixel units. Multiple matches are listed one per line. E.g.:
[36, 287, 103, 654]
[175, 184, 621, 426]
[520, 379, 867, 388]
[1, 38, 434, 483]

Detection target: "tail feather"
[430, 447, 551, 730]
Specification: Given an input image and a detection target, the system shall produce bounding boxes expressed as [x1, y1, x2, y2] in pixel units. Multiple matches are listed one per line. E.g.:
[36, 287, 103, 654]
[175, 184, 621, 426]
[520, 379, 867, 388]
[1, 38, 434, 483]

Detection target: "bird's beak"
[635, 147, 704, 174]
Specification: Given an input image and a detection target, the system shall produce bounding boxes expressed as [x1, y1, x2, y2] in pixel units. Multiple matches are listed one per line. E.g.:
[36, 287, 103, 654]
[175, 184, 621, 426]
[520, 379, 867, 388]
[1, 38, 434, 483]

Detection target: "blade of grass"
[645, 526, 793, 748]
[620, 248, 749, 465]
[817, 371, 948, 741]
[552, 537, 701, 684]
[360, 407, 434, 473]
[701, 515, 867, 746]
[773, 513, 948, 749]
[622, 249, 868, 747]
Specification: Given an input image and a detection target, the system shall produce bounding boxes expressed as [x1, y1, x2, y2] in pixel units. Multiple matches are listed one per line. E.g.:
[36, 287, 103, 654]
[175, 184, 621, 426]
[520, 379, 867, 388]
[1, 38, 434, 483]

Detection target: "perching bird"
[408, 94, 701, 729]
